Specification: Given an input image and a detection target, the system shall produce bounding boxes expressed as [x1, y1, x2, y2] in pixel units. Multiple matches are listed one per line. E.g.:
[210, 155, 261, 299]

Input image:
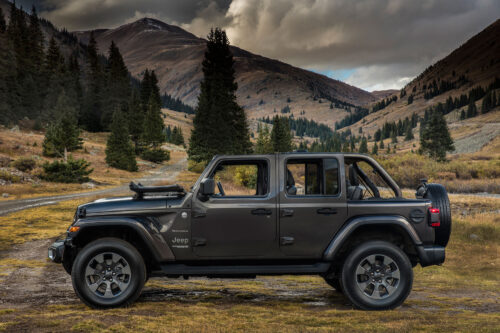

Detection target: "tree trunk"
[64, 147, 68, 163]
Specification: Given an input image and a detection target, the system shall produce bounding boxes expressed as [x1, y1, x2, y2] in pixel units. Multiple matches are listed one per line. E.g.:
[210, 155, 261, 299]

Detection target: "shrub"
[12, 157, 36, 172]
[188, 160, 207, 173]
[141, 148, 170, 163]
[233, 165, 257, 189]
[0, 170, 21, 183]
[41, 157, 93, 183]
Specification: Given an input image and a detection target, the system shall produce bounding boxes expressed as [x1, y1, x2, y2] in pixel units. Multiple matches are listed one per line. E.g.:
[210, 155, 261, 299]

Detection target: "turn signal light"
[69, 226, 80, 233]
[429, 207, 440, 227]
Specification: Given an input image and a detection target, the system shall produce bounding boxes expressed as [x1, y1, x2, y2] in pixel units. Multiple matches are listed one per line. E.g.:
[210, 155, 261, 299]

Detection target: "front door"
[191, 157, 278, 258]
[279, 155, 347, 258]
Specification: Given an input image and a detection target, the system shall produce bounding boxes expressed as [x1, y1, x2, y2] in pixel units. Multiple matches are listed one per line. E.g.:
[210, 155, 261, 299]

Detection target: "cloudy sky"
[17, 0, 500, 91]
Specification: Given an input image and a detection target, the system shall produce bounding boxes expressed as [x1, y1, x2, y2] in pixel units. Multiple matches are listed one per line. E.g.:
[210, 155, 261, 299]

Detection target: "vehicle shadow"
[138, 279, 352, 309]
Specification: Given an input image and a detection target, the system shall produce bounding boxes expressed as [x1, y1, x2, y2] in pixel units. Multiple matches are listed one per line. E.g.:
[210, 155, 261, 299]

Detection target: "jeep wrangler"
[48, 153, 451, 310]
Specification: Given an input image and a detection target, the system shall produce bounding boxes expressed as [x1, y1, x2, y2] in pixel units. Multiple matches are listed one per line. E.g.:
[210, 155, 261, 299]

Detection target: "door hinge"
[192, 210, 206, 218]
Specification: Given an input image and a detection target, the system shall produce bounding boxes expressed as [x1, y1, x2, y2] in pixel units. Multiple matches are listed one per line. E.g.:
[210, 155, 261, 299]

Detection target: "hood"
[79, 195, 188, 217]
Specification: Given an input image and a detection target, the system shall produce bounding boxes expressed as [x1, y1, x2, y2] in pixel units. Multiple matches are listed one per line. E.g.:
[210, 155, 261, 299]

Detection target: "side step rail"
[158, 263, 330, 276]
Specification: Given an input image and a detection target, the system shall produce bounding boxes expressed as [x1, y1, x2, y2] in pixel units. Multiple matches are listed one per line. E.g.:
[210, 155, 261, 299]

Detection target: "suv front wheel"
[71, 238, 146, 308]
[341, 240, 413, 310]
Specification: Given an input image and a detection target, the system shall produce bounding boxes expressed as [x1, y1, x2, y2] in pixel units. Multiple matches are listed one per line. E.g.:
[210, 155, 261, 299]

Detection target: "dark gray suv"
[49, 153, 451, 310]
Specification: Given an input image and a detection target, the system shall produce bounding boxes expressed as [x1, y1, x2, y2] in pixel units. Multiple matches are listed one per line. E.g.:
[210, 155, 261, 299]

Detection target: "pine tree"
[379, 138, 385, 149]
[67, 54, 83, 116]
[81, 32, 104, 131]
[0, 8, 6, 33]
[358, 137, 368, 153]
[28, 6, 44, 72]
[255, 124, 273, 154]
[342, 141, 350, 152]
[102, 41, 131, 129]
[188, 28, 251, 162]
[148, 71, 162, 107]
[42, 93, 83, 160]
[141, 95, 165, 148]
[460, 110, 466, 120]
[140, 69, 151, 111]
[371, 141, 378, 155]
[0, 33, 18, 124]
[391, 130, 398, 143]
[171, 126, 185, 146]
[420, 110, 454, 161]
[105, 109, 137, 171]
[404, 126, 414, 141]
[466, 101, 477, 118]
[481, 91, 493, 114]
[128, 90, 144, 152]
[271, 116, 292, 152]
[42, 37, 66, 118]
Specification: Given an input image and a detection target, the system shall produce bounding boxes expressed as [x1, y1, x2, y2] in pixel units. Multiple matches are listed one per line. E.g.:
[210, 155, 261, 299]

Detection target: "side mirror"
[199, 178, 215, 197]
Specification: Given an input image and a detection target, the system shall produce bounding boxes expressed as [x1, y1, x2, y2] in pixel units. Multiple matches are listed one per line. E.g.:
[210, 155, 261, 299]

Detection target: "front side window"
[211, 160, 268, 197]
[286, 158, 339, 196]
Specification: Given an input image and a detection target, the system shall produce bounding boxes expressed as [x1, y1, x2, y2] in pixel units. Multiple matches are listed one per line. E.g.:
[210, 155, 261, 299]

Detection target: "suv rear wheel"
[341, 240, 413, 310]
[71, 238, 146, 308]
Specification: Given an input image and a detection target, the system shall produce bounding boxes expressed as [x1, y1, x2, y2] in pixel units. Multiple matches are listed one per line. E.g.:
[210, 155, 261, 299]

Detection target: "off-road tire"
[71, 238, 146, 309]
[423, 183, 452, 247]
[341, 240, 413, 310]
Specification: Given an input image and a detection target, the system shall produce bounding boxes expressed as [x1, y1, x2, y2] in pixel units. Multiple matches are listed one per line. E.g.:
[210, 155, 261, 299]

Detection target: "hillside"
[346, 19, 500, 140]
[0, 0, 87, 66]
[74, 18, 376, 128]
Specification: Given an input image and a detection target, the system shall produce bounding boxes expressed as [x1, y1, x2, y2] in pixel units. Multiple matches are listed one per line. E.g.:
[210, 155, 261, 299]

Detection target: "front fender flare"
[323, 215, 422, 261]
[71, 216, 175, 263]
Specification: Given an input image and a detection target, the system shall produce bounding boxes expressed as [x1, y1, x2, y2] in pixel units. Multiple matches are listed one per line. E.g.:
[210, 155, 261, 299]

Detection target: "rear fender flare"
[71, 216, 175, 263]
[323, 215, 422, 261]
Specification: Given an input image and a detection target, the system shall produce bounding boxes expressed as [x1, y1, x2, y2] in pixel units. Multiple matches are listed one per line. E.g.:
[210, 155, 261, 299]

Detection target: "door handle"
[251, 208, 272, 216]
[317, 208, 337, 215]
[281, 236, 294, 245]
[281, 209, 294, 217]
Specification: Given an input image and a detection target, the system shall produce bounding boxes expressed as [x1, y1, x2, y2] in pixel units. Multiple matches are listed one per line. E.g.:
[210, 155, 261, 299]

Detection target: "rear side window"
[286, 158, 339, 196]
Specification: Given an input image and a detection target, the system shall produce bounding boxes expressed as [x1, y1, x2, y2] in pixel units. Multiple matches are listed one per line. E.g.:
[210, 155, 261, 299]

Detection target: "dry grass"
[0, 194, 498, 332]
[0, 127, 178, 200]
[378, 151, 500, 193]
[0, 198, 91, 251]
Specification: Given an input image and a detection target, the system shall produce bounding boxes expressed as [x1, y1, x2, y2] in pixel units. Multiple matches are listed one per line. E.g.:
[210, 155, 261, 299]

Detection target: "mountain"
[74, 18, 376, 128]
[345, 18, 500, 147]
[371, 90, 398, 99]
[0, 0, 87, 63]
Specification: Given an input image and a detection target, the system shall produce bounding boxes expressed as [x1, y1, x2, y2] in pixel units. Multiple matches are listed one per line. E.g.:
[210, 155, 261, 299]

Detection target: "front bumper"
[48, 240, 65, 263]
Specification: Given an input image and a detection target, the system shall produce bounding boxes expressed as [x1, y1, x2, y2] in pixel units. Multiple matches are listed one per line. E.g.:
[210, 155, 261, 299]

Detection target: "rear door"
[278, 154, 347, 258]
[191, 156, 278, 258]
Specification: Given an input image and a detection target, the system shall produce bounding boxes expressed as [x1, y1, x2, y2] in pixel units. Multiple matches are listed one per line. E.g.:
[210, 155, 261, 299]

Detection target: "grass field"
[0, 193, 498, 332]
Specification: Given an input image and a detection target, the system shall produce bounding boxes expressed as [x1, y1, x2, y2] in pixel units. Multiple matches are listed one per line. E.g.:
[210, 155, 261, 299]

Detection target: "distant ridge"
[74, 17, 376, 127]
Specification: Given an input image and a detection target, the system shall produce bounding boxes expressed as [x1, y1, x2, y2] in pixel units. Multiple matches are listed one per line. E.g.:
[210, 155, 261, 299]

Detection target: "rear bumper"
[417, 245, 445, 267]
[48, 240, 65, 263]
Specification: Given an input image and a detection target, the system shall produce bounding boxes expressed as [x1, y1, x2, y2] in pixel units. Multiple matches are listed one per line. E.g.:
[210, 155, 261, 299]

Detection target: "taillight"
[429, 207, 440, 227]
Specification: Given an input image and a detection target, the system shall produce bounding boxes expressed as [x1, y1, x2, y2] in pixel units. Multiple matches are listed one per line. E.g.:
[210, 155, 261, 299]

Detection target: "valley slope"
[74, 18, 376, 128]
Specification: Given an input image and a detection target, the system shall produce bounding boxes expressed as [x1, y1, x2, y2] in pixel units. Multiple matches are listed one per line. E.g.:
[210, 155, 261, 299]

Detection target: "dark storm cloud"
[38, 0, 231, 31]
[34, 0, 500, 90]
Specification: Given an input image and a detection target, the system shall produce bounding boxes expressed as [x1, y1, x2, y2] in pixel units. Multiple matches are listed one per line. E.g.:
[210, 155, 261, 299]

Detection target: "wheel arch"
[66, 217, 175, 273]
[323, 216, 422, 266]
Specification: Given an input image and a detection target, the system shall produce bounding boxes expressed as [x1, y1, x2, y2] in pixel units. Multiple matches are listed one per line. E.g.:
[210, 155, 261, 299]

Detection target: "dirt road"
[0, 157, 187, 216]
